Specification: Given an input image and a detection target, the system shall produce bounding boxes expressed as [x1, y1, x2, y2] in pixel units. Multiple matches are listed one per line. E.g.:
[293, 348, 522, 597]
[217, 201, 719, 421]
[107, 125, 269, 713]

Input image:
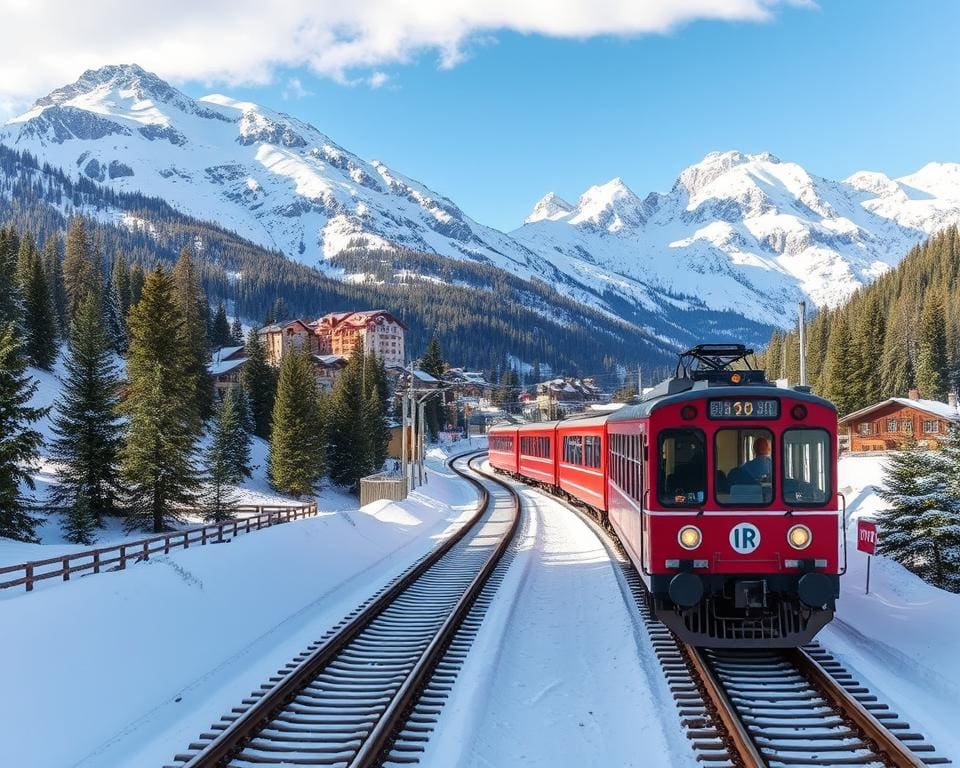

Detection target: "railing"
[0, 503, 318, 594]
[359, 473, 408, 506]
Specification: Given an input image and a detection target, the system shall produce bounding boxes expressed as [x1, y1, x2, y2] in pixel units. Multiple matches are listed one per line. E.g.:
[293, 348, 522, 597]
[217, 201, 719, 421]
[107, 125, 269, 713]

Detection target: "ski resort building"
[311, 311, 406, 370]
[838, 389, 960, 451]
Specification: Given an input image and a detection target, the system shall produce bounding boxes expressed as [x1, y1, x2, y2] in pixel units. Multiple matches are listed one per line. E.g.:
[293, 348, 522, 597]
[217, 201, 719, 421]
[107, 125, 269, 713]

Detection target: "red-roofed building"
[311, 310, 406, 369]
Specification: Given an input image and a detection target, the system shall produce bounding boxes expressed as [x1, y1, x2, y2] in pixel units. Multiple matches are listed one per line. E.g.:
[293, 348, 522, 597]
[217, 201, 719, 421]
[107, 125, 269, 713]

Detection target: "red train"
[488, 345, 843, 647]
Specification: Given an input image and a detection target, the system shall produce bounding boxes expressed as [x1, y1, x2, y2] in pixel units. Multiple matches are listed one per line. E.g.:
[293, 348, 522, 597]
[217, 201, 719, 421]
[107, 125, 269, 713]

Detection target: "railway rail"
[527, 477, 949, 768]
[167, 452, 520, 768]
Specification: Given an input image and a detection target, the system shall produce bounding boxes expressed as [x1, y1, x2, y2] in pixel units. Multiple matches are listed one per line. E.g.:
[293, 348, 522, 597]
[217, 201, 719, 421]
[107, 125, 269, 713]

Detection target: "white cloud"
[368, 72, 390, 89]
[281, 77, 312, 99]
[0, 0, 805, 108]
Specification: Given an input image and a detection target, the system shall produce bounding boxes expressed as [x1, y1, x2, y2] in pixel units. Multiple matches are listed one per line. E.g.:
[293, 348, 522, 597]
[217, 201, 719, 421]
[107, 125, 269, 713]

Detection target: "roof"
[208, 358, 247, 376]
[212, 345, 245, 361]
[607, 382, 835, 423]
[408, 368, 440, 384]
[317, 309, 408, 331]
[312, 354, 347, 368]
[838, 397, 960, 425]
[259, 319, 312, 334]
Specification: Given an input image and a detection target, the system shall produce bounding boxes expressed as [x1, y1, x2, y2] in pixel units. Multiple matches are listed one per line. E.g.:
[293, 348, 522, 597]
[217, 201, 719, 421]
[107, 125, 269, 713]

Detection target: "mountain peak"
[675, 150, 781, 197]
[525, 192, 575, 224]
[32, 63, 184, 110]
[570, 177, 646, 231]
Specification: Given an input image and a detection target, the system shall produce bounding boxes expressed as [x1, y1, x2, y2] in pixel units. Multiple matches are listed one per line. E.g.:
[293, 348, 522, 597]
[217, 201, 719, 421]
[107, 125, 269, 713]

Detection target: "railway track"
[536, 484, 949, 768]
[167, 452, 520, 768]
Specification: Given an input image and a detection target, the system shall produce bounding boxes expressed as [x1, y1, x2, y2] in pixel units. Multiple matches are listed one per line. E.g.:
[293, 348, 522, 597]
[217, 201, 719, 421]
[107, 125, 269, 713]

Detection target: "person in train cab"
[666, 436, 706, 504]
[738, 436, 772, 482]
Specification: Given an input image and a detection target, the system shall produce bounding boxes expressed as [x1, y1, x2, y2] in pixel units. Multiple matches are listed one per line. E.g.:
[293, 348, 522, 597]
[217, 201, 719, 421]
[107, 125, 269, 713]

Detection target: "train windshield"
[714, 428, 774, 506]
[658, 429, 706, 506]
[782, 429, 831, 505]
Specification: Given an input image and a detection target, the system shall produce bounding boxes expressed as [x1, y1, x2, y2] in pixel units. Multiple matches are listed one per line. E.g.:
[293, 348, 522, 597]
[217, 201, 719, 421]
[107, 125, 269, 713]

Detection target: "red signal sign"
[857, 519, 878, 555]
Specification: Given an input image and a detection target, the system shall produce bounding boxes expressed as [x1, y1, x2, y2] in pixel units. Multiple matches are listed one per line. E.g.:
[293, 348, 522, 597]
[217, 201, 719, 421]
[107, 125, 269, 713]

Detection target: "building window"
[857, 423, 871, 436]
[922, 420, 938, 433]
[886, 418, 897, 433]
[901, 420, 913, 433]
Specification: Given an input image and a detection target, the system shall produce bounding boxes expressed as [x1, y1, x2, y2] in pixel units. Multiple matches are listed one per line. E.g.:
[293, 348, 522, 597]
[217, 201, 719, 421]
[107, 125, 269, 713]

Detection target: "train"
[488, 344, 844, 648]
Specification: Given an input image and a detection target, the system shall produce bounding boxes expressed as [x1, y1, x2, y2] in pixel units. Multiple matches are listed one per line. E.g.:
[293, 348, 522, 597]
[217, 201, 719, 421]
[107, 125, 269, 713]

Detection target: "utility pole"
[418, 400, 426, 486]
[400, 385, 408, 492]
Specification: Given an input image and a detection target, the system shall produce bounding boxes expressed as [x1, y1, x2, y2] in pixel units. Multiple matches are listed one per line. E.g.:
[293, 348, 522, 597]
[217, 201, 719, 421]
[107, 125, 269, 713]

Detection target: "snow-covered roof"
[589, 402, 626, 412]
[312, 354, 347, 367]
[208, 358, 247, 375]
[408, 368, 440, 383]
[213, 345, 244, 361]
[839, 396, 960, 424]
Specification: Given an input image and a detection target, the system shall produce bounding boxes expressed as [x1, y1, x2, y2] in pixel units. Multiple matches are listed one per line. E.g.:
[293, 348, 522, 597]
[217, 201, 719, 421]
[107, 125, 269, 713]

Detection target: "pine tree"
[15, 232, 37, 292]
[104, 275, 128, 354]
[172, 247, 213, 423]
[0, 323, 45, 542]
[823, 317, 859, 415]
[49, 295, 123, 543]
[327, 349, 369, 490]
[230, 316, 244, 346]
[0, 227, 21, 326]
[363, 351, 389, 473]
[211, 302, 231, 349]
[242, 328, 277, 439]
[63, 217, 100, 323]
[420, 336, 446, 439]
[881, 297, 914, 398]
[268, 350, 323, 496]
[120, 268, 199, 532]
[852, 294, 886, 409]
[21, 248, 58, 369]
[129, 263, 146, 307]
[224, 387, 252, 480]
[42, 237, 68, 339]
[805, 312, 827, 391]
[877, 440, 960, 591]
[202, 392, 242, 522]
[915, 294, 949, 401]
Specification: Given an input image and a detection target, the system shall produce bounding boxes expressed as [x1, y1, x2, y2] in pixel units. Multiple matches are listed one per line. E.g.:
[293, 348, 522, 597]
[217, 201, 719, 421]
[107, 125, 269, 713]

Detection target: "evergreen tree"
[63, 217, 100, 322]
[823, 317, 859, 415]
[0, 227, 21, 326]
[104, 274, 128, 354]
[805, 312, 827, 391]
[230, 316, 244, 346]
[120, 268, 199, 532]
[21, 248, 58, 369]
[224, 387, 252, 480]
[328, 349, 369, 490]
[852, 294, 886, 408]
[129, 263, 146, 307]
[877, 440, 960, 592]
[42, 237, 68, 338]
[0, 323, 45, 542]
[211, 302, 231, 349]
[172, 247, 214, 422]
[915, 294, 949, 401]
[110, 253, 132, 322]
[362, 351, 390, 472]
[881, 297, 915, 398]
[420, 336, 446, 439]
[202, 392, 242, 522]
[49, 295, 123, 543]
[268, 350, 323, 496]
[242, 328, 277, 439]
[15, 232, 38, 293]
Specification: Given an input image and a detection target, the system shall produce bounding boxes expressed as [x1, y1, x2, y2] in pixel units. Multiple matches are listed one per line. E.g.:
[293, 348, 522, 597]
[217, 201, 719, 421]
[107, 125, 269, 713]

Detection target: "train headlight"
[678, 525, 702, 550]
[788, 524, 812, 550]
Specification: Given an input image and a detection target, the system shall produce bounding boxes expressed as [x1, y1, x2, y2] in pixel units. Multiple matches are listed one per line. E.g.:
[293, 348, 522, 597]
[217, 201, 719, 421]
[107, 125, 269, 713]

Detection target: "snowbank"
[824, 454, 960, 760]
[0, 447, 482, 768]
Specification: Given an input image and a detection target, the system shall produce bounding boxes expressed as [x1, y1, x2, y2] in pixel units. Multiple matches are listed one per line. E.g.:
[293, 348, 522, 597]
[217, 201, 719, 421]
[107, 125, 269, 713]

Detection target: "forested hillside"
[0, 143, 677, 374]
[762, 227, 960, 414]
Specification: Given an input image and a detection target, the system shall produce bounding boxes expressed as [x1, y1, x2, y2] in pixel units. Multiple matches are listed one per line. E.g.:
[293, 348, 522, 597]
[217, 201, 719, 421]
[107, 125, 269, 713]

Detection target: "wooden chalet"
[838, 389, 960, 451]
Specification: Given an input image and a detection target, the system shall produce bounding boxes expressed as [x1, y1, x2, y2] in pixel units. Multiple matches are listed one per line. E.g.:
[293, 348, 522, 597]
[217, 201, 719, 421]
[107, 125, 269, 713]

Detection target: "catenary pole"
[798, 300, 808, 387]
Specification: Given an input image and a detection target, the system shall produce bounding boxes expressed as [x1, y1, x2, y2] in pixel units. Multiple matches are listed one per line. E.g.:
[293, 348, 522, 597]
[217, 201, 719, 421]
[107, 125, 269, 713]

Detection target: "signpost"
[856, 518, 878, 594]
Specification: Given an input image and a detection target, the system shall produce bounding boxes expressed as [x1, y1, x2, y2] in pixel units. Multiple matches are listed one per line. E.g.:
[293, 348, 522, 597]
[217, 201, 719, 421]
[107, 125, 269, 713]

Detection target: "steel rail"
[173, 451, 518, 768]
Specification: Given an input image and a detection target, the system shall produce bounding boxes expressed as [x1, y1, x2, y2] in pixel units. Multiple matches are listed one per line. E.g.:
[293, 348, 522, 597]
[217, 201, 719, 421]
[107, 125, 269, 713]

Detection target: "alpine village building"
[838, 389, 960, 452]
[210, 310, 406, 395]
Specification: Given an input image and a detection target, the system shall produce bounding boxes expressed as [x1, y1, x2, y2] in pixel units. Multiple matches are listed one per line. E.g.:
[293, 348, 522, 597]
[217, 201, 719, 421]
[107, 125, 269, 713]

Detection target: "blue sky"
[172, 0, 957, 231]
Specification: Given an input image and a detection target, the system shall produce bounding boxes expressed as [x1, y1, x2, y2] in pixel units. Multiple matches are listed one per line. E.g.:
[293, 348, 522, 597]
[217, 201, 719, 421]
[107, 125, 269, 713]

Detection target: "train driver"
[737, 436, 772, 482]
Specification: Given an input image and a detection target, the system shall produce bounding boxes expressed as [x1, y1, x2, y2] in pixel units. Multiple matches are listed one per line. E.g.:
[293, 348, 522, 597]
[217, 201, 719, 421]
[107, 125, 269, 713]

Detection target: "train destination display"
[708, 398, 780, 419]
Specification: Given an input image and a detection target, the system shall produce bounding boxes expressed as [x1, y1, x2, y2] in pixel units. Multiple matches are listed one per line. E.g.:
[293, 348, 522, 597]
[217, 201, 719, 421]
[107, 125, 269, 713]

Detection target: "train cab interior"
[714, 428, 774, 505]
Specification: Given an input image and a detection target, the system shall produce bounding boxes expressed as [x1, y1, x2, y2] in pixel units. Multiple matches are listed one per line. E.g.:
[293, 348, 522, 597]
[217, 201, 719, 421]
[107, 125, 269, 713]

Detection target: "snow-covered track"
[686, 644, 949, 768]
[167, 452, 520, 768]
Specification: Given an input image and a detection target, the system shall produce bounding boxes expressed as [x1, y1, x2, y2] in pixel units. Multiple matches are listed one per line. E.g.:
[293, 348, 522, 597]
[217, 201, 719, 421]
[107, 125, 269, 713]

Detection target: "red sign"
[857, 519, 878, 555]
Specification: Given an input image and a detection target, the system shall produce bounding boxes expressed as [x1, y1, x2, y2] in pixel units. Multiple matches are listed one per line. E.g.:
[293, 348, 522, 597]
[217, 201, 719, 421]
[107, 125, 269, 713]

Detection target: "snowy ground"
[423, 463, 696, 768]
[0, 444, 485, 768]
[821, 453, 960, 761]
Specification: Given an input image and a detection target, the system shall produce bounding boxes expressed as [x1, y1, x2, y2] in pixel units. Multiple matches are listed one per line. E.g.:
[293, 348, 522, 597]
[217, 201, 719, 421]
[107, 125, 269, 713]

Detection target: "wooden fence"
[359, 473, 408, 506]
[0, 503, 318, 594]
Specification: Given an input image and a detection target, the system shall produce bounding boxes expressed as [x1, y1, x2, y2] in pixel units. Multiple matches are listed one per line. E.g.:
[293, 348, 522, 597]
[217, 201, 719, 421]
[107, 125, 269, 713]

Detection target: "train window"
[563, 436, 583, 464]
[658, 429, 706, 507]
[584, 436, 601, 468]
[714, 428, 774, 506]
[782, 429, 830, 506]
[610, 432, 642, 502]
[521, 435, 551, 459]
[489, 435, 513, 452]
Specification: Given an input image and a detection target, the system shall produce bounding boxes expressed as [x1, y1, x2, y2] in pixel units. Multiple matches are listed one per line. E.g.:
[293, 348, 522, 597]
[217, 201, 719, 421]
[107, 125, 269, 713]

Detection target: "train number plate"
[708, 398, 779, 419]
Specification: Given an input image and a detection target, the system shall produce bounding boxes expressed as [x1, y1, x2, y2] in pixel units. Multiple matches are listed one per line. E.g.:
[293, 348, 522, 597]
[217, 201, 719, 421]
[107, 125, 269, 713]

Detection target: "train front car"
[606, 344, 842, 648]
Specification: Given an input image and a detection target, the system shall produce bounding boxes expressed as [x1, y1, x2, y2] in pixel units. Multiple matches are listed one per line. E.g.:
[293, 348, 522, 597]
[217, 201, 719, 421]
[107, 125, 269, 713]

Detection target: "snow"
[823, 453, 960, 761]
[422, 466, 695, 768]
[0, 445, 483, 768]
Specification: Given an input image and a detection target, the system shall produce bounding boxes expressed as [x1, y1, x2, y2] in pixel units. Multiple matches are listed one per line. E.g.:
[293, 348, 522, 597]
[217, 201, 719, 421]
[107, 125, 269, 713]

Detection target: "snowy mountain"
[514, 151, 960, 324]
[2, 65, 959, 334]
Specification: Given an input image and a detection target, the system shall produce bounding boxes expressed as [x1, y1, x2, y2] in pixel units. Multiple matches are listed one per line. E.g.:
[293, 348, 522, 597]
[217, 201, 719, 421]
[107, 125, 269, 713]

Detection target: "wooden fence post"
[25, 563, 33, 592]
[63, 556, 70, 581]
[142, 541, 149, 561]
[93, 551, 100, 574]
[120, 545, 126, 570]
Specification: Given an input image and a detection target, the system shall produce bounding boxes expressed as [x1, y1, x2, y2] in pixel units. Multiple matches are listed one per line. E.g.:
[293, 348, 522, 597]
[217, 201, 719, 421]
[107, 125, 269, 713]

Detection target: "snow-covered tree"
[202, 392, 242, 522]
